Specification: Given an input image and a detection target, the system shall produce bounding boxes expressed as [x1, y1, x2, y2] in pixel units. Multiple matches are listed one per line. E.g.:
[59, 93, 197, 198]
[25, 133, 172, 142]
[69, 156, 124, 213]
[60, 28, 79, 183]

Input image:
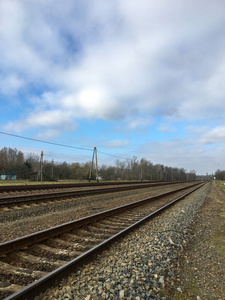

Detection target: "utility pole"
[140, 159, 143, 182]
[51, 159, 54, 180]
[89, 147, 99, 182]
[40, 151, 44, 182]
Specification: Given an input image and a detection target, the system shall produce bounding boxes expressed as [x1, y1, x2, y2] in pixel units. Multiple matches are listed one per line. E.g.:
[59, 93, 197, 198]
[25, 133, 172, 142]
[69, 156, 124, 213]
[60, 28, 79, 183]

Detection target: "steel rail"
[2, 182, 205, 300]
[0, 181, 193, 208]
[0, 181, 202, 256]
[0, 180, 174, 193]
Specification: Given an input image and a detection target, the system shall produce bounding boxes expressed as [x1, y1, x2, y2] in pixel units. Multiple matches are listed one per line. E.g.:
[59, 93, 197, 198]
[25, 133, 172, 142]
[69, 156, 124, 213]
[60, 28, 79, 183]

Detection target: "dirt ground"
[170, 181, 225, 300]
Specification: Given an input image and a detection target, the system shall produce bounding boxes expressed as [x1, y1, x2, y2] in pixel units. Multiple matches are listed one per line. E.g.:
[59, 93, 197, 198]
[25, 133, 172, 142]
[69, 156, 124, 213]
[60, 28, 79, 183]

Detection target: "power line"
[98, 150, 131, 161]
[0, 131, 93, 151]
[0, 131, 130, 161]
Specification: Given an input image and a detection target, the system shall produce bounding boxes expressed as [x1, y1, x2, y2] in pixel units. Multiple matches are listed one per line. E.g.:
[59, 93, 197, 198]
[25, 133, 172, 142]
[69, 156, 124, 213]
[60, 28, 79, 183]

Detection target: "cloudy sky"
[0, 0, 225, 175]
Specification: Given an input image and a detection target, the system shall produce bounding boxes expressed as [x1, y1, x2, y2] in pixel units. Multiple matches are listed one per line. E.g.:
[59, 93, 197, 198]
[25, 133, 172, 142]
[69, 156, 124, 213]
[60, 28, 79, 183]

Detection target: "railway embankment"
[2, 181, 223, 299]
[37, 183, 215, 299]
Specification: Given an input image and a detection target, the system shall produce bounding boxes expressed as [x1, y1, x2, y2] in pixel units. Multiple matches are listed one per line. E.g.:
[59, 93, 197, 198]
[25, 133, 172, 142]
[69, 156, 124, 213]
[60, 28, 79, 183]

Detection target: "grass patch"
[162, 181, 225, 299]
[0, 180, 85, 186]
[215, 180, 225, 192]
[211, 181, 225, 257]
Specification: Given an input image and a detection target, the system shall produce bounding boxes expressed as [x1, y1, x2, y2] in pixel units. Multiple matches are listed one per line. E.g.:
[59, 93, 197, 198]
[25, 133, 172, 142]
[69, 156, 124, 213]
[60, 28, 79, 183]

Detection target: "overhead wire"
[98, 150, 130, 161]
[0, 131, 93, 151]
[0, 131, 130, 161]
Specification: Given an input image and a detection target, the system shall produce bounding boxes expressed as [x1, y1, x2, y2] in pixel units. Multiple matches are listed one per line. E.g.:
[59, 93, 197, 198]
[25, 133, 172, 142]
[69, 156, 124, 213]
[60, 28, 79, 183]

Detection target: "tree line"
[0, 147, 197, 181]
[215, 169, 225, 180]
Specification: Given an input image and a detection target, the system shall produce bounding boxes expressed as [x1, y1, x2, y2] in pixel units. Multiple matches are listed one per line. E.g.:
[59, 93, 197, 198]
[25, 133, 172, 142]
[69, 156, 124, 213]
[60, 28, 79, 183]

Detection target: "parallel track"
[0, 181, 170, 193]
[0, 181, 204, 300]
[0, 181, 189, 208]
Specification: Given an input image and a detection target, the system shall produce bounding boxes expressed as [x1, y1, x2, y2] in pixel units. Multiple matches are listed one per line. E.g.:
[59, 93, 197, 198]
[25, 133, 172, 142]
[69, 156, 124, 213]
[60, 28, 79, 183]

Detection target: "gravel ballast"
[0, 183, 191, 242]
[35, 183, 211, 300]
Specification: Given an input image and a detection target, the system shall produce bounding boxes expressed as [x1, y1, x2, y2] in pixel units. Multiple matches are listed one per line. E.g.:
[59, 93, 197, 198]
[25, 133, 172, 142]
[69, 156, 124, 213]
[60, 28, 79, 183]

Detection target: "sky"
[0, 0, 225, 175]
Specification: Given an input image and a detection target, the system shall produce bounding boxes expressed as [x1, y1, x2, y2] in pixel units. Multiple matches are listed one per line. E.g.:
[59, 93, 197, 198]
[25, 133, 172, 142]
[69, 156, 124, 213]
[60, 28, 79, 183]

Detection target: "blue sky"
[0, 0, 225, 175]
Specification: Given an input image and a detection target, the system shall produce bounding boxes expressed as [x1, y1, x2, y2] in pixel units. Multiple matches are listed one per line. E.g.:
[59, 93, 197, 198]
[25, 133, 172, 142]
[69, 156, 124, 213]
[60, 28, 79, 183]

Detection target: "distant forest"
[215, 169, 225, 180]
[0, 146, 202, 182]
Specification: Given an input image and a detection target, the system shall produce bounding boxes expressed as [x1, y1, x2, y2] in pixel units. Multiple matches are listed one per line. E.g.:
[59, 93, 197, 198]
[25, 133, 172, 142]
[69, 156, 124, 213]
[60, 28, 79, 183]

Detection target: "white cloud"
[29, 110, 73, 128]
[185, 125, 209, 135]
[1, 0, 225, 175]
[1, 0, 225, 126]
[0, 74, 24, 95]
[104, 139, 129, 148]
[62, 88, 122, 120]
[138, 137, 223, 175]
[200, 126, 225, 144]
[126, 119, 151, 131]
[4, 109, 77, 134]
[34, 129, 65, 140]
[157, 125, 176, 133]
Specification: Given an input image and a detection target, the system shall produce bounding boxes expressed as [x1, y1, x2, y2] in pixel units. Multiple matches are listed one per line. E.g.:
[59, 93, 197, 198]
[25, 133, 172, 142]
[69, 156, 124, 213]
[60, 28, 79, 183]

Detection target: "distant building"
[0, 174, 17, 180]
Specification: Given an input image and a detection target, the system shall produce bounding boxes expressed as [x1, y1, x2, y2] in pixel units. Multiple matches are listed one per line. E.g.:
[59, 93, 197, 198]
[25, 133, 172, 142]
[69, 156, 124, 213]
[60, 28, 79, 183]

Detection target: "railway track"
[0, 181, 180, 193]
[0, 181, 189, 209]
[0, 181, 204, 300]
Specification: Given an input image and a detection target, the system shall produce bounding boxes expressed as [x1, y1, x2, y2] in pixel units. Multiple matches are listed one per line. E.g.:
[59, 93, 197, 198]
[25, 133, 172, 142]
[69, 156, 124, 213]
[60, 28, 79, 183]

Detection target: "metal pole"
[40, 151, 44, 182]
[89, 148, 95, 182]
[95, 147, 99, 182]
[51, 159, 54, 180]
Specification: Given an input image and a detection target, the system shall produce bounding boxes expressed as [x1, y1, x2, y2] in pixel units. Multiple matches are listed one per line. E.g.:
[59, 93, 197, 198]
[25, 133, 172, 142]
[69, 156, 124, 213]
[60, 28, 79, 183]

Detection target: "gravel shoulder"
[169, 180, 225, 300]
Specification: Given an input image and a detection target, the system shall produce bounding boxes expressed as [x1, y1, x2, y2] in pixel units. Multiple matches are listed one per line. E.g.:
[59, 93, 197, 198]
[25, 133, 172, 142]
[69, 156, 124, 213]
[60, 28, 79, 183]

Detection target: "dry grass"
[0, 180, 83, 186]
